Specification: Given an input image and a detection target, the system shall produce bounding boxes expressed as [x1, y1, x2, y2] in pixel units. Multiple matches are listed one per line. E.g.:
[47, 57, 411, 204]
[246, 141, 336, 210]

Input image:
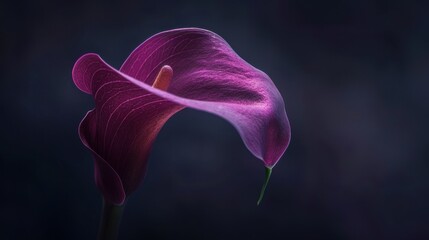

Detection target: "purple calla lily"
[73, 28, 291, 206]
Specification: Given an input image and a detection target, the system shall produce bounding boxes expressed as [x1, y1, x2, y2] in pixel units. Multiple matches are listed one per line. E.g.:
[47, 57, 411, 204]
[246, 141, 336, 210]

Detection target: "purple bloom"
[72, 28, 290, 205]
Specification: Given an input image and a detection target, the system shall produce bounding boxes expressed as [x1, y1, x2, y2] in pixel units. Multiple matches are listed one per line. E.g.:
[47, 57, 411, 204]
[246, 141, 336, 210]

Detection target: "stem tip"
[257, 167, 272, 206]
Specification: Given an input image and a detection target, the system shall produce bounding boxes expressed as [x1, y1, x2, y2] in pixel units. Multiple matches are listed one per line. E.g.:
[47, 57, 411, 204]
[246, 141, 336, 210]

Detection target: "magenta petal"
[72, 28, 291, 203]
[79, 110, 126, 205]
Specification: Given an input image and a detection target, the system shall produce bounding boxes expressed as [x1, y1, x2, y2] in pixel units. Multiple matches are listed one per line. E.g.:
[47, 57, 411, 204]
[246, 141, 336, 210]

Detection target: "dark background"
[1, 0, 428, 239]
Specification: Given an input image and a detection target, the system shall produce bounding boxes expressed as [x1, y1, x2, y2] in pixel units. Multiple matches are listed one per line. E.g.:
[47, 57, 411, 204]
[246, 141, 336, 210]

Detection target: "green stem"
[97, 199, 125, 240]
[257, 167, 272, 206]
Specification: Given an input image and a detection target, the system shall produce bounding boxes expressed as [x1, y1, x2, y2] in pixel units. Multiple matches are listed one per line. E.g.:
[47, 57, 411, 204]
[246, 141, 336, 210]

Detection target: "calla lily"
[73, 28, 290, 206]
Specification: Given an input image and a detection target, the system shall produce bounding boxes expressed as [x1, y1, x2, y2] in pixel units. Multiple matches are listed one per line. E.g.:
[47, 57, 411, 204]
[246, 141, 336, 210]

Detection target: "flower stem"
[97, 199, 125, 240]
[257, 167, 272, 205]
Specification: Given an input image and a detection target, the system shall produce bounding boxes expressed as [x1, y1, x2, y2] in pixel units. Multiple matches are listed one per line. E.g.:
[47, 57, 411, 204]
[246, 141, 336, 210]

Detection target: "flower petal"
[124, 28, 291, 166]
[79, 110, 126, 205]
[74, 56, 183, 195]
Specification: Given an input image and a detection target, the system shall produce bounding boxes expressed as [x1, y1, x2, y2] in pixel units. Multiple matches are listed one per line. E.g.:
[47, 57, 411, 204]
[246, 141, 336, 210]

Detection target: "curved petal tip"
[72, 53, 103, 94]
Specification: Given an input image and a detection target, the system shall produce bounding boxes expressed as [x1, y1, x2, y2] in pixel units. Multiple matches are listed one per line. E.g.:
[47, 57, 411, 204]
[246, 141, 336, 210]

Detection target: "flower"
[72, 28, 291, 205]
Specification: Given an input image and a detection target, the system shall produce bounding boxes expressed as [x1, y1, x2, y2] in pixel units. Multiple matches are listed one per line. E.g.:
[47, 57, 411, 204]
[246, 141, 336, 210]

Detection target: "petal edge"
[79, 110, 126, 205]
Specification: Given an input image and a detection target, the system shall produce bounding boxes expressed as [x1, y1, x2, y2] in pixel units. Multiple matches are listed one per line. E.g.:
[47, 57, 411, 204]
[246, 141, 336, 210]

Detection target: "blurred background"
[1, 0, 428, 239]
